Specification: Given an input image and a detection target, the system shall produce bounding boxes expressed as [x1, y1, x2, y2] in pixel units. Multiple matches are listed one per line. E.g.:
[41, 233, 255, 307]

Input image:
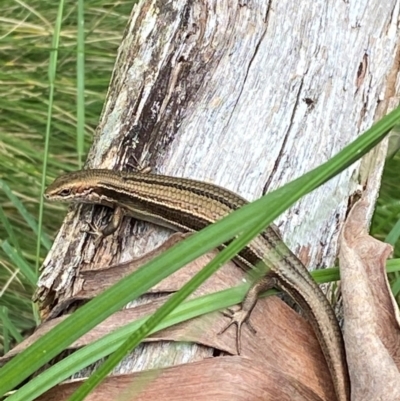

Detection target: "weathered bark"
[9, 0, 400, 399]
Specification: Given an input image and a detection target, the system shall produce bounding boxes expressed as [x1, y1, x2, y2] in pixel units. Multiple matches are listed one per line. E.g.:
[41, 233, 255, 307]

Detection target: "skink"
[44, 169, 350, 401]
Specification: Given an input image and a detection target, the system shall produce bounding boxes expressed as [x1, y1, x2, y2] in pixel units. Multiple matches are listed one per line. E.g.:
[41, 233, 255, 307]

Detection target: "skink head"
[44, 170, 96, 203]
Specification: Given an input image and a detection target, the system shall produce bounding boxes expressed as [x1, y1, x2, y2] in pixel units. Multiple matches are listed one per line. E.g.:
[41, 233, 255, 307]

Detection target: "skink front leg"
[85, 205, 125, 246]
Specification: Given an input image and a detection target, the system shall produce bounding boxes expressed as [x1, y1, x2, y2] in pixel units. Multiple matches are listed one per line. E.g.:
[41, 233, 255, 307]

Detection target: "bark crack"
[220, 13, 269, 140]
[263, 78, 304, 194]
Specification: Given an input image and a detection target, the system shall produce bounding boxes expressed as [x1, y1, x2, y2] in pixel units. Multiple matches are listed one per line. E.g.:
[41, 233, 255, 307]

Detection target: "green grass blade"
[1, 241, 37, 286]
[387, 259, 400, 273]
[1, 308, 10, 355]
[385, 218, 400, 245]
[0, 206, 22, 256]
[0, 180, 51, 250]
[0, 306, 23, 346]
[35, 0, 65, 274]
[312, 266, 340, 283]
[76, 0, 85, 168]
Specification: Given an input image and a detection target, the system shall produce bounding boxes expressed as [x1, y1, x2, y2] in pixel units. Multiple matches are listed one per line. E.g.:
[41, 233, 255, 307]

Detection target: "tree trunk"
[7, 0, 400, 400]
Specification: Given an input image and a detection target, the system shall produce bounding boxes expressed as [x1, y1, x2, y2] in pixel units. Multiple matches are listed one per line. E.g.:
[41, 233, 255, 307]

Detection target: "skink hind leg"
[218, 308, 257, 354]
[218, 274, 278, 354]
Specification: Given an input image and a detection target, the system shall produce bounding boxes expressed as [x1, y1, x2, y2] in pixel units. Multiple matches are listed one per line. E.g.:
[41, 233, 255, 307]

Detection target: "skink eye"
[59, 189, 71, 197]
